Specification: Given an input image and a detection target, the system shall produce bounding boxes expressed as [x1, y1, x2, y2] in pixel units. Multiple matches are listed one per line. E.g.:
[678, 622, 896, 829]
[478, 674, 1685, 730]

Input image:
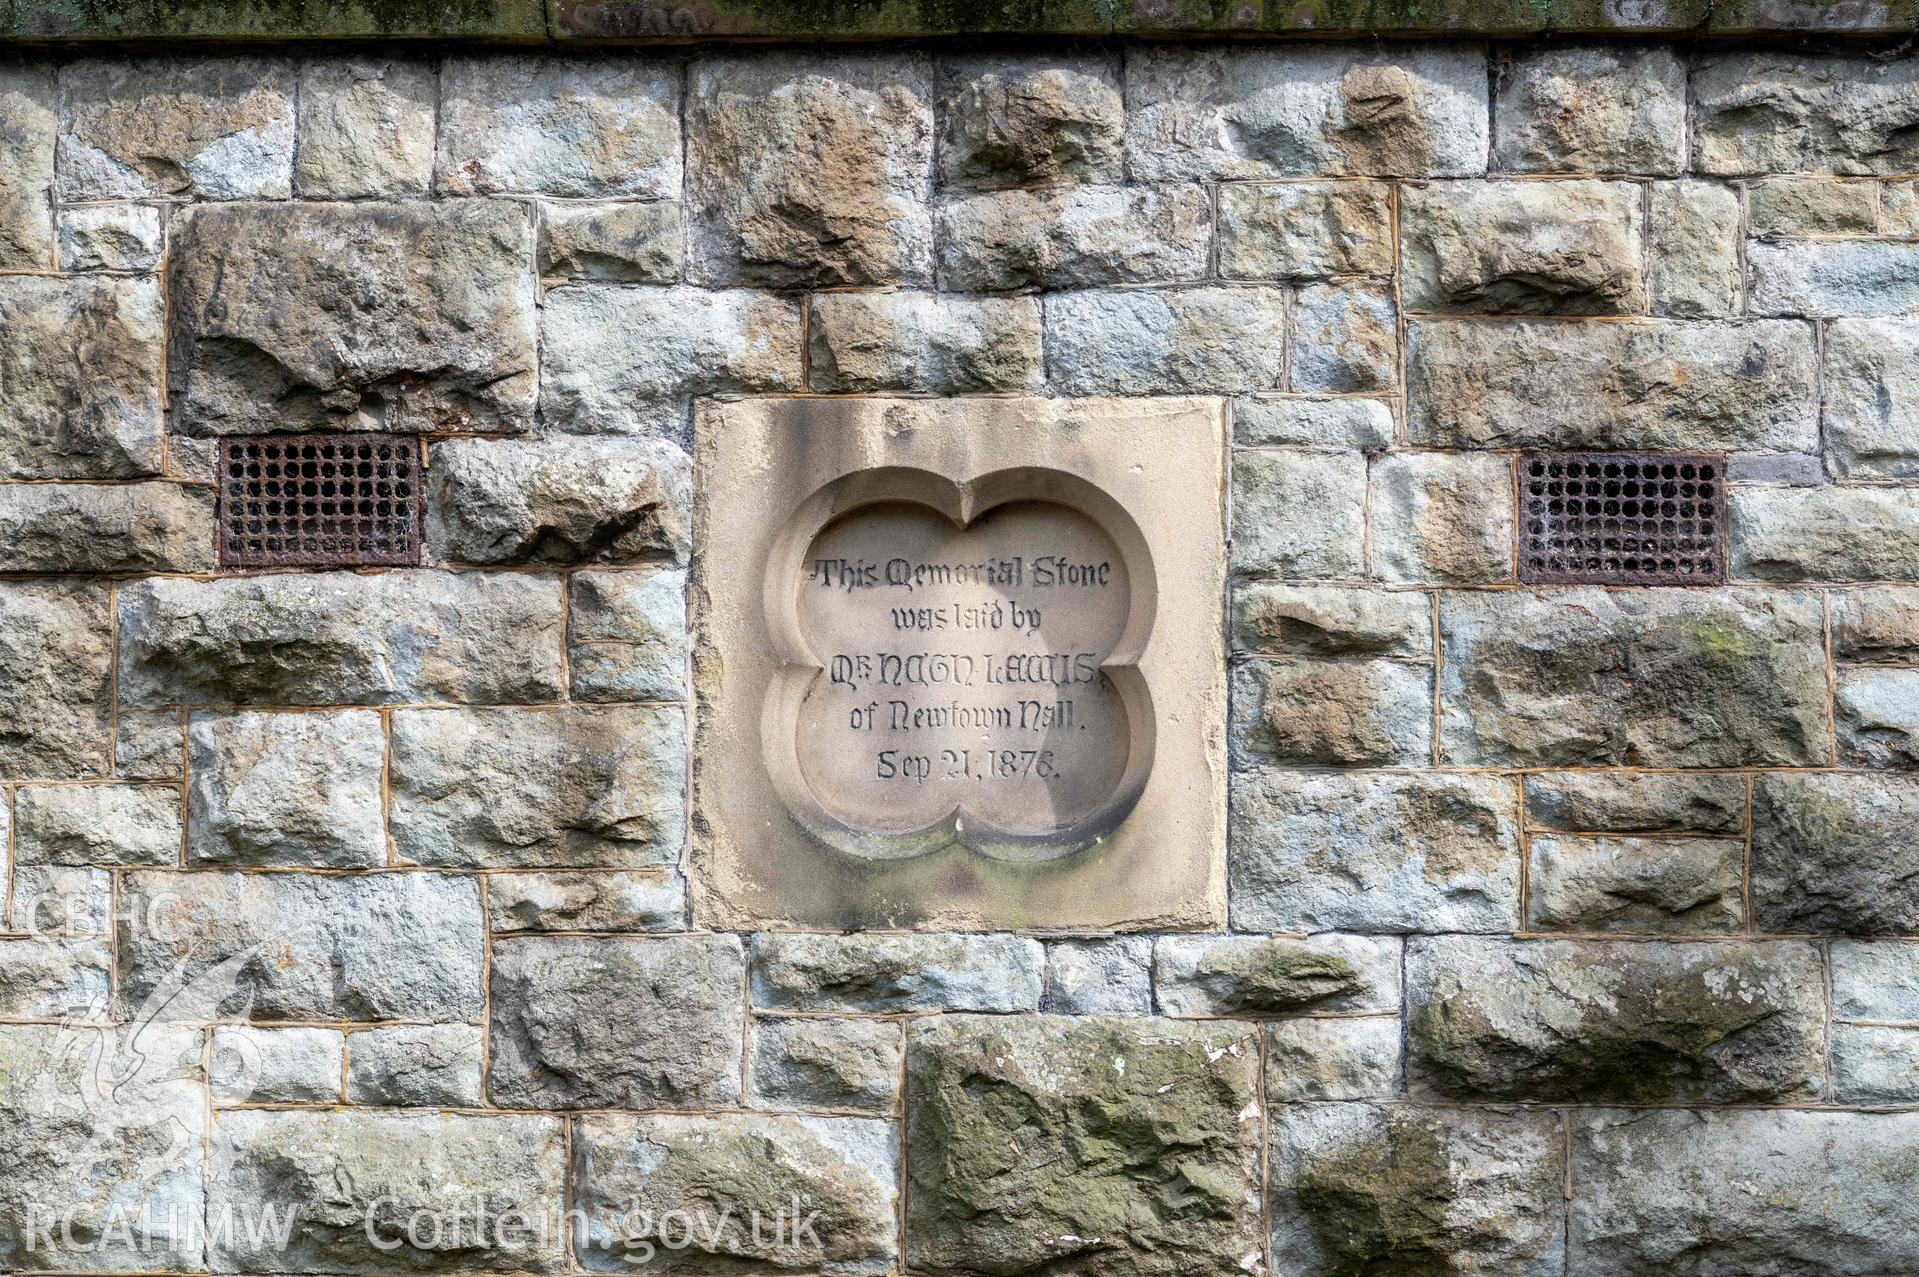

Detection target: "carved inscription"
[795, 501, 1131, 838]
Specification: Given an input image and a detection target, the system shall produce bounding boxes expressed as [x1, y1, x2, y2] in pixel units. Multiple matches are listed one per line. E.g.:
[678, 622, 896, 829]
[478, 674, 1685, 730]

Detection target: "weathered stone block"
[1125, 45, 1489, 179]
[1528, 835, 1745, 933]
[1231, 770, 1520, 933]
[1822, 318, 1919, 477]
[1834, 1024, 1919, 1103]
[1493, 45, 1686, 175]
[1291, 283, 1397, 392]
[1750, 177, 1878, 237]
[539, 200, 683, 282]
[568, 567, 687, 702]
[906, 1015, 1261, 1276]
[1232, 582, 1431, 657]
[936, 55, 1122, 187]
[1646, 180, 1743, 318]
[1524, 771, 1747, 834]
[9, 866, 110, 934]
[1750, 239, 1919, 316]
[209, 1025, 344, 1105]
[1041, 937, 1153, 1014]
[1835, 586, 1919, 660]
[750, 1017, 903, 1113]
[1264, 1018, 1403, 1100]
[57, 203, 162, 272]
[295, 59, 434, 198]
[936, 185, 1209, 289]
[1401, 180, 1644, 313]
[60, 57, 293, 200]
[1154, 933, 1400, 1017]
[540, 285, 801, 437]
[0, 580, 112, 778]
[169, 201, 537, 434]
[118, 572, 564, 707]
[391, 706, 683, 869]
[1886, 178, 1919, 234]
[0, 64, 52, 267]
[809, 292, 1043, 392]
[209, 1110, 565, 1272]
[1753, 772, 1919, 933]
[0, 481, 211, 573]
[1570, 1110, 1919, 1276]
[1269, 1103, 1564, 1277]
[428, 437, 689, 565]
[1231, 658, 1432, 766]
[1235, 396, 1396, 449]
[1838, 667, 1919, 766]
[751, 933, 1042, 1013]
[487, 934, 744, 1109]
[485, 869, 686, 933]
[1230, 450, 1367, 578]
[1732, 485, 1919, 580]
[1408, 936, 1826, 1102]
[1218, 180, 1392, 280]
[16, 782, 179, 866]
[575, 1114, 898, 1272]
[1694, 52, 1919, 175]
[117, 870, 483, 1022]
[688, 54, 932, 287]
[0, 1024, 204, 1270]
[1408, 319, 1819, 450]
[0, 936, 110, 1019]
[1370, 451, 1513, 583]
[1833, 940, 1919, 1020]
[1046, 286, 1288, 394]
[0, 276, 163, 478]
[439, 56, 679, 198]
[1438, 589, 1830, 767]
[187, 711, 385, 869]
[347, 1024, 485, 1107]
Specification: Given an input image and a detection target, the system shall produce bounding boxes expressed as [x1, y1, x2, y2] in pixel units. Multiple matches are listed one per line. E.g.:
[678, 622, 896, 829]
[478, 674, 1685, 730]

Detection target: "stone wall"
[1, 37, 1917, 1277]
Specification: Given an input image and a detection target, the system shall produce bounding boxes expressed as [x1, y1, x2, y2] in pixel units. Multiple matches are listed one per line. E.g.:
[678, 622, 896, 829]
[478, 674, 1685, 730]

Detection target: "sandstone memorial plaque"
[694, 398, 1227, 929]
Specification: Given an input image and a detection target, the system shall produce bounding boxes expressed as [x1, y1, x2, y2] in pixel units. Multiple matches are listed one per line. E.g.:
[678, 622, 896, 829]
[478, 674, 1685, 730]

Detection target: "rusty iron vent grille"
[217, 434, 423, 569]
[1519, 451, 1727, 586]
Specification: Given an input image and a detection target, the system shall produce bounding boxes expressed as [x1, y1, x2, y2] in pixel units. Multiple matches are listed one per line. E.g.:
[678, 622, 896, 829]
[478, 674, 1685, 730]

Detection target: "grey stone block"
[1047, 287, 1288, 395]
[60, 57, 293, 200]
[751, 933, 1043, 1013]
[936, 185, 1209, 290]
[187, 711, 385, 869]
[296, 58, 435, 198]
[1369, 451, 1514, 583]
[0, 65, 52, 268]
[1234, 396, 1395, 449]
[1154, 933, 1400, 1017]
[0, 481, 212, 573]
[749, 1017, 903, 1113]
[1822, 318, 1919, 477]
[1834, 586, 1919, 661]
[16, 783, 180, 866]
[1494, 45, 1685, 175]
[538, 200, 684, 283]
[1837, 667, 1919, 766]
[1218, 180, 1392, 280]
[1231, 582, 1431, 657]
[1264, 1018, 1404, 1101]
[0, 580, 112, 778]
[1230, 450, 1367, 579]
[1231, 658, 1432, 767]
[1832, 940, 1919, 1020]
[0, 276, 162, 477]
[485, 869, 687, 933]
[210, 1025, 344, 1104]
[1733, 485, 1919, 580]
[1523, 772, 1748, 835]
[1041, 937, 1152, 1014]
[1399, 179, 1645, 314]
[1694, 52, 1919, 175]
[1646, 180, 1742, 318]
[568, 567, 687, 702]
[57, 202, 161, 271]
[347, 1024, 485, 1106]
[808, 291, 1043, 392]
[1753, 772, 1919, 933]
[936, 55, 1122, 188]
[1527, 835, 1745, 933]
[1290, 283, 1396, 392]
[427, 437, 689, 565]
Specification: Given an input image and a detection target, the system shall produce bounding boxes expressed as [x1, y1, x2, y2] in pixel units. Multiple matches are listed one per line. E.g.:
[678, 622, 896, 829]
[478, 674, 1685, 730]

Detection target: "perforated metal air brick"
[1518, 451, 1726, 586]
[216, 434, 423, 569]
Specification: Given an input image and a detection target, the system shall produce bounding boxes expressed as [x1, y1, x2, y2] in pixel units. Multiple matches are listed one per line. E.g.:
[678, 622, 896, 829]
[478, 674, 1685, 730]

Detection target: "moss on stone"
[5, 0, 545, 38]
[1292, 1116, 1457, 1277]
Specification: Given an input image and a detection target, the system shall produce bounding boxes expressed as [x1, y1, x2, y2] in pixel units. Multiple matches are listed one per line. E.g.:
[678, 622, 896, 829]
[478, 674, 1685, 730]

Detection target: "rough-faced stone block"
[751, 933, 1043, 1013]
[1750, 239, 1919, 317]
[1231, 658, 1432, 766]
[209, 1025, 344, 1105]
[1647, 180, 1743, 318]
[118, 572, 564, 707]
[1694, 53, 1919, 175]
[0, 481, 211, 573]
[935, 185, 1209, 289]
[0, 64, 52, 268]
[1408, 319, 1819, 450]
[1732, 485, 1919, 581]
[391, 706, 683, 869]
[60, 57, 293, 200]
[1439, 589, 1830, 767]
[575, 1114, 898, 1272]
[1834, 586, 1919, 660]
[1822, 318, 1919, 477]
[1230, 450, 1367, 578]
[439, 56, 679, 198]
[295, 59, 434, 198]
[1833, 940, 1919, 1020]
[540, 285, 802, 437]
[209, 1110, 565, 1272]
[750, 1017, 903, 1113]
[1750, 177, 1878, 237]
[1047, 287, 1288, 394]
[485, 869, 686, 934]
[1218, 180, 1392, 280]
[1041, 937, 1152, 1014]
[1370, 451, 1514, 583]
[1232, 583, 1431, 657]
[0, 936, 111, 1019]
[1528, 835, 1745, 933]
[9, 866, 110, 935]
[568, 567, 687, 702]
[1235, 396, 1396, 449]
[346, 1025, 485, 1107]
[1401, 179, 1643, 314]
[1838, 667, 1919, 766]
[688, 54, 932, 287]
[1569, 1110, 1919, 1276]
[187, 711, 385, 869]
[1126, 45, 1489, 179]
[1290, 284, 1395, 392]
[0, 580, 112, 778]
[809, 292, 1043, 392]
[1154, 934, 1400, 1017]
[428, 437, 688, 566]
[170, 201, 536, 435]
[57, 203, 162, 272]
[1493, 45, 1686, 175]
[1273, 1105, 1563, 1277]
[0, 1024, 204, 1270]
[1524, 771, 1747, 834]
[1753, 773, 1919, 933]
[1834, 1024, 1919, 1103]
[1412, 937, 1824, 1103]
[117, 870, 483, 1023]
[487, 934, 745, 1110]
[1264, 1018, 1403, 1101]
[0, 276, 163, 478]
[1231, 770, 1520, 933]
[936, 55, 1122, 187]
[538, 200, 683, 282]
[16, 782, 180, 866]
[906, 1015, 1261, 1277]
